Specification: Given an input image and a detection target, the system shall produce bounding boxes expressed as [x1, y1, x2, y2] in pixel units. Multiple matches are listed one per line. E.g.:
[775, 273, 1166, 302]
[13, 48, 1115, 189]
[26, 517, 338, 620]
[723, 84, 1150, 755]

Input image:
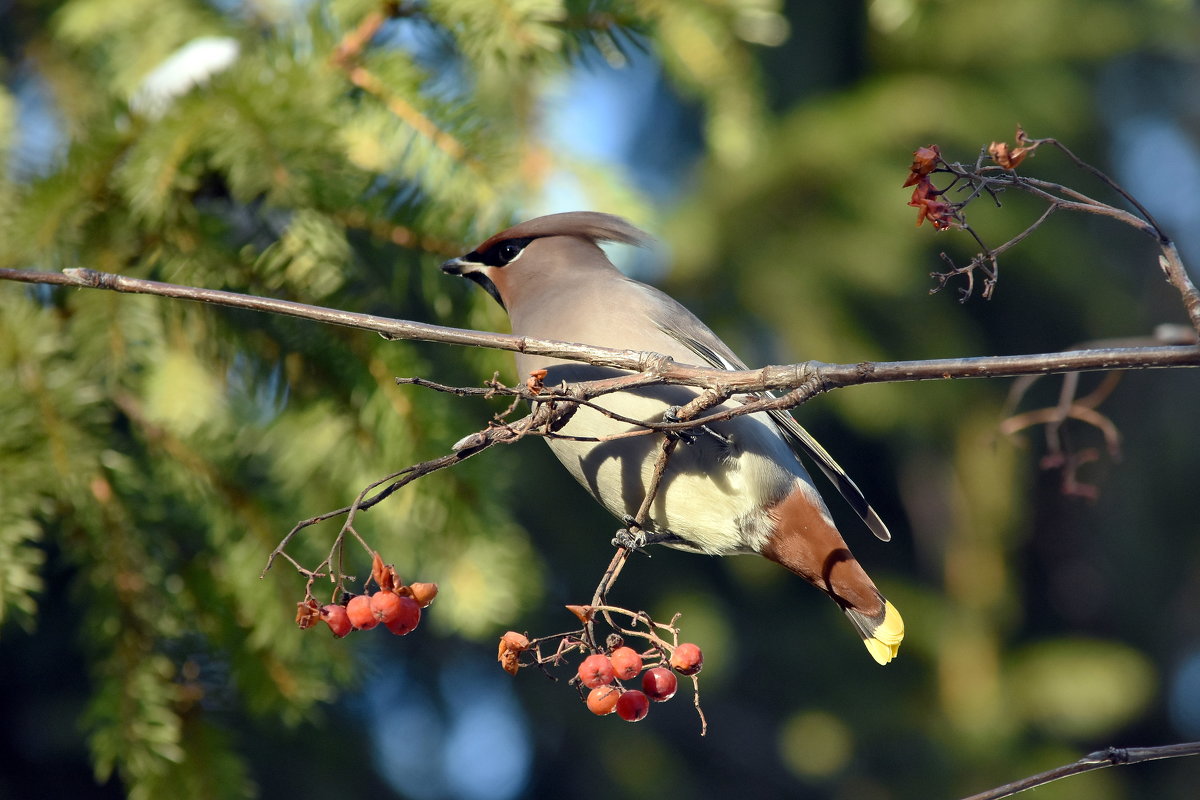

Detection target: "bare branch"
[4, 268, 1198, 401]
[1159, 242, 1200, 333]
[961, 742, 1200, 800]
[1031, 136, 1170, 238]
[910, 132, 1200, 332]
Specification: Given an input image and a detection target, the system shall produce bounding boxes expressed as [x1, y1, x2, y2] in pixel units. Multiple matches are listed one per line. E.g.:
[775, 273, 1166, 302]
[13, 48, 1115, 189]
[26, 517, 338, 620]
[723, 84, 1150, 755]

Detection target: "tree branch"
[3, 267, 1199, 401]
[916, 131, 1200, 332]
[960, 741, 1200, 800]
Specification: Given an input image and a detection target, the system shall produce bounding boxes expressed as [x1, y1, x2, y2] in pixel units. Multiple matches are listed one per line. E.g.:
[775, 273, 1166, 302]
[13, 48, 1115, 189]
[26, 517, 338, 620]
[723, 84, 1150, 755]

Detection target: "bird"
[440, 211, 903, 664]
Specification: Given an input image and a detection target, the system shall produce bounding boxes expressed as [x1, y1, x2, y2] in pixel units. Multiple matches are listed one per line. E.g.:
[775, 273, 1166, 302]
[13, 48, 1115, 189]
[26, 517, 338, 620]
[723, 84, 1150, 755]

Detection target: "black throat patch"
[463, 270, 505, 310]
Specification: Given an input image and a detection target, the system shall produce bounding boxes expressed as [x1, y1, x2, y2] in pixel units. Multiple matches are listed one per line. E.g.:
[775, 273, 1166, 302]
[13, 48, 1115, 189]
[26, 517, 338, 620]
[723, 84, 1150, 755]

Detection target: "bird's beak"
[439, 256, 505, 309]
[439, 256, 472, 276]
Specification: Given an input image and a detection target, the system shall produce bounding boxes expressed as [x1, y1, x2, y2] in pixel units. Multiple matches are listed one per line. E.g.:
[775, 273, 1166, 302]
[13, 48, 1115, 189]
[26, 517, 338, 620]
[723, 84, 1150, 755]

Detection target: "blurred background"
[2, 1, 1200, 798]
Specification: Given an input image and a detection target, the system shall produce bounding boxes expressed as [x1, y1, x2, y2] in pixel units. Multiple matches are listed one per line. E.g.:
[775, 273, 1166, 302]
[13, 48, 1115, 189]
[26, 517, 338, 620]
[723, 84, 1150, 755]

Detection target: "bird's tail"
[844, 598, 904, 665]
[760, 484, 905, 664]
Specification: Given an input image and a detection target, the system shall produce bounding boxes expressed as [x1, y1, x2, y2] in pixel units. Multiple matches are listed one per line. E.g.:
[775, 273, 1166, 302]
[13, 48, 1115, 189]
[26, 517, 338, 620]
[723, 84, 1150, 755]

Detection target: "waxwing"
[441, 212, 903, 663]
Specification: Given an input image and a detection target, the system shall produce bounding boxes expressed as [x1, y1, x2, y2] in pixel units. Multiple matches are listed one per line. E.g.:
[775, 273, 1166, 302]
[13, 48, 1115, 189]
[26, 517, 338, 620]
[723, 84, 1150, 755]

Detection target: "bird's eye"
[480, 237, 532, 267]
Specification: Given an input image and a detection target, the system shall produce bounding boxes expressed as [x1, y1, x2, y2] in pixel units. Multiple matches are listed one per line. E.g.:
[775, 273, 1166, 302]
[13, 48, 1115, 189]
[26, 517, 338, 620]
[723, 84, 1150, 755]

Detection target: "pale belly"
[537, 371, 812, 555]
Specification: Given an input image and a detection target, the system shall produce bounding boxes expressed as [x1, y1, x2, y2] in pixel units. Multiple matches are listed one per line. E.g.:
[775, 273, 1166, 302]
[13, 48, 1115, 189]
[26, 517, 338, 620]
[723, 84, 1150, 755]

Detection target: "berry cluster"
[295, 551, 437, 639]
[496, 604, 706, 729]
[577, 642, 703, 722]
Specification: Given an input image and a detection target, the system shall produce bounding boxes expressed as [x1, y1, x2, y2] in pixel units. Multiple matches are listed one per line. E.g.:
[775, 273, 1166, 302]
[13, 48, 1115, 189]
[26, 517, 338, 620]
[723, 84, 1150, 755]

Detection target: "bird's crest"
[474, 212, 652, 252]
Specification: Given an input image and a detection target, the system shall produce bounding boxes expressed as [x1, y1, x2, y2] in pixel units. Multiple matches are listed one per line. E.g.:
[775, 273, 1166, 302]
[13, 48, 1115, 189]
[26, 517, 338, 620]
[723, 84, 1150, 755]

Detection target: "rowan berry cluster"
[496, 604, 706, 728]
[295, 551, 437, 638]
[576, 642, 703, 722]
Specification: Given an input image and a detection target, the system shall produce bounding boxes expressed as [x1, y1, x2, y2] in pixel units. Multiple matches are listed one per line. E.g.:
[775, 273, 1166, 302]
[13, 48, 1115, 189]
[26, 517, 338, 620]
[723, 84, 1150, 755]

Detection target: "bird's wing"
[653, 313, 892, 543]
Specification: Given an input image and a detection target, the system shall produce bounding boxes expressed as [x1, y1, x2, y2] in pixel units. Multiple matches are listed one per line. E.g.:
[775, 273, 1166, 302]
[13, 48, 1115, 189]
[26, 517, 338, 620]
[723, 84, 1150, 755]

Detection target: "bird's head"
[440, 211, 650, 311]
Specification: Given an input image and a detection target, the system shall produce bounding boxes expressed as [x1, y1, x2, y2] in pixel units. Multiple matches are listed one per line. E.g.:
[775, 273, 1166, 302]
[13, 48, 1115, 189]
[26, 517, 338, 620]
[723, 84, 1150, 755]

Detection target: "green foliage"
[3, 0, 795, 793]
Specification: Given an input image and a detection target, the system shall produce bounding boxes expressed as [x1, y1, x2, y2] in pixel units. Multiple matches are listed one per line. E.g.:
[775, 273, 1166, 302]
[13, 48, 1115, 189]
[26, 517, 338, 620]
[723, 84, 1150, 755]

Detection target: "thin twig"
[1033, 136, 1169, 239]
[960, 742, 1200, 800]
[923, 134, 1200, 331]
[261, 398, 577, 577]
[587, 435, 679, 644]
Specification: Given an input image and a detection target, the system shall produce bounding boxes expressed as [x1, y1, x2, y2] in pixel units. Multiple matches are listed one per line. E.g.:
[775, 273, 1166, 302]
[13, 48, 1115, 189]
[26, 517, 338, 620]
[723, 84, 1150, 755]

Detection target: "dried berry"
[296, 599, 321, 629]
[408, 582, 439, 608]
[670, 643, 703, 676]
[498, 631, 530, 675]
[641, 667, 678, 702]
[577, 654, 615, 689]
[904, 144, 941, 186]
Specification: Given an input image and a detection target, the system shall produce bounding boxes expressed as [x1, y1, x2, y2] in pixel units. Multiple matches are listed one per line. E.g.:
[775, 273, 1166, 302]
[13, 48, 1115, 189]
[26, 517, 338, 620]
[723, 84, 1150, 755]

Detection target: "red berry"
[670, 643, 703, 676]
[370, 591, 403, 624]
[615, 690, 650, 722]
[641, 667, 678, 701]
[609, 646, 643, 680]
[346, 595, 377, 630]
[384, 596, 422, 636]
[321, 604, 353, 638]
[585, 685, 621, 716]
[577, 654, 615, 689]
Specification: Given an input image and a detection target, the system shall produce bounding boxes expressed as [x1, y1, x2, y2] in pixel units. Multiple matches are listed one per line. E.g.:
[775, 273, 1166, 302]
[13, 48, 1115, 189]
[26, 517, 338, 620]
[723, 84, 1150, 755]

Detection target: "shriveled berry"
[577, 653, 615, 689]
[608, 646, 643, 680]
[408, 582, 439, 608]
[346, 595, 377, 630]
[321, 604, 353, 638]
[641, 667, 678, 702]
[585, 685, 621, 716]
[296, 599, 320, 629]
[615, 690, 650, 722]
[498, 631, 529, 675]
[383, 596, 422, 636]
[370, 591, 403, 624]
[670, 643, 703, 676]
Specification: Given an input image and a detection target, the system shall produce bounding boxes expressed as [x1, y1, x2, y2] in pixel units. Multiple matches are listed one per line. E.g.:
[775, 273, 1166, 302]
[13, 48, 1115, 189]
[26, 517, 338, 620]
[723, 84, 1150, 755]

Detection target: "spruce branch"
[328, 2, 483, 175]
[341, 65, 483, 172]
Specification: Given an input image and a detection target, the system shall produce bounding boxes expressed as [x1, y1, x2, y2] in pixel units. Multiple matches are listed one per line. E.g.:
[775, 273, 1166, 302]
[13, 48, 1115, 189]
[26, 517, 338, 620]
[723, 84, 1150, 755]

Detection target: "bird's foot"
[612, 518, 684, 553]
[662, 406, 731, 447]
[662, 406, 699, 444]
[612, 516, 650, 552]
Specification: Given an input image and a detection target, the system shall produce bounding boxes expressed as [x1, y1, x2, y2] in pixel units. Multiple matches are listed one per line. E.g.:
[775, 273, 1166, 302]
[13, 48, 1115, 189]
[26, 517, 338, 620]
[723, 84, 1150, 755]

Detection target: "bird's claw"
[612, 523, 652, 553]
[612, 519, 685, 553]
[662, 406, 700, 444]
[662, 406, 731, 447]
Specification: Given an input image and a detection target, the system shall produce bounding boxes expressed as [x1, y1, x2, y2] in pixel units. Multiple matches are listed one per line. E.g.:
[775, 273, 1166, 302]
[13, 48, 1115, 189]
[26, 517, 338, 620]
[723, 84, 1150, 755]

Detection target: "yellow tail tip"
[863, 600, 904, 665]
